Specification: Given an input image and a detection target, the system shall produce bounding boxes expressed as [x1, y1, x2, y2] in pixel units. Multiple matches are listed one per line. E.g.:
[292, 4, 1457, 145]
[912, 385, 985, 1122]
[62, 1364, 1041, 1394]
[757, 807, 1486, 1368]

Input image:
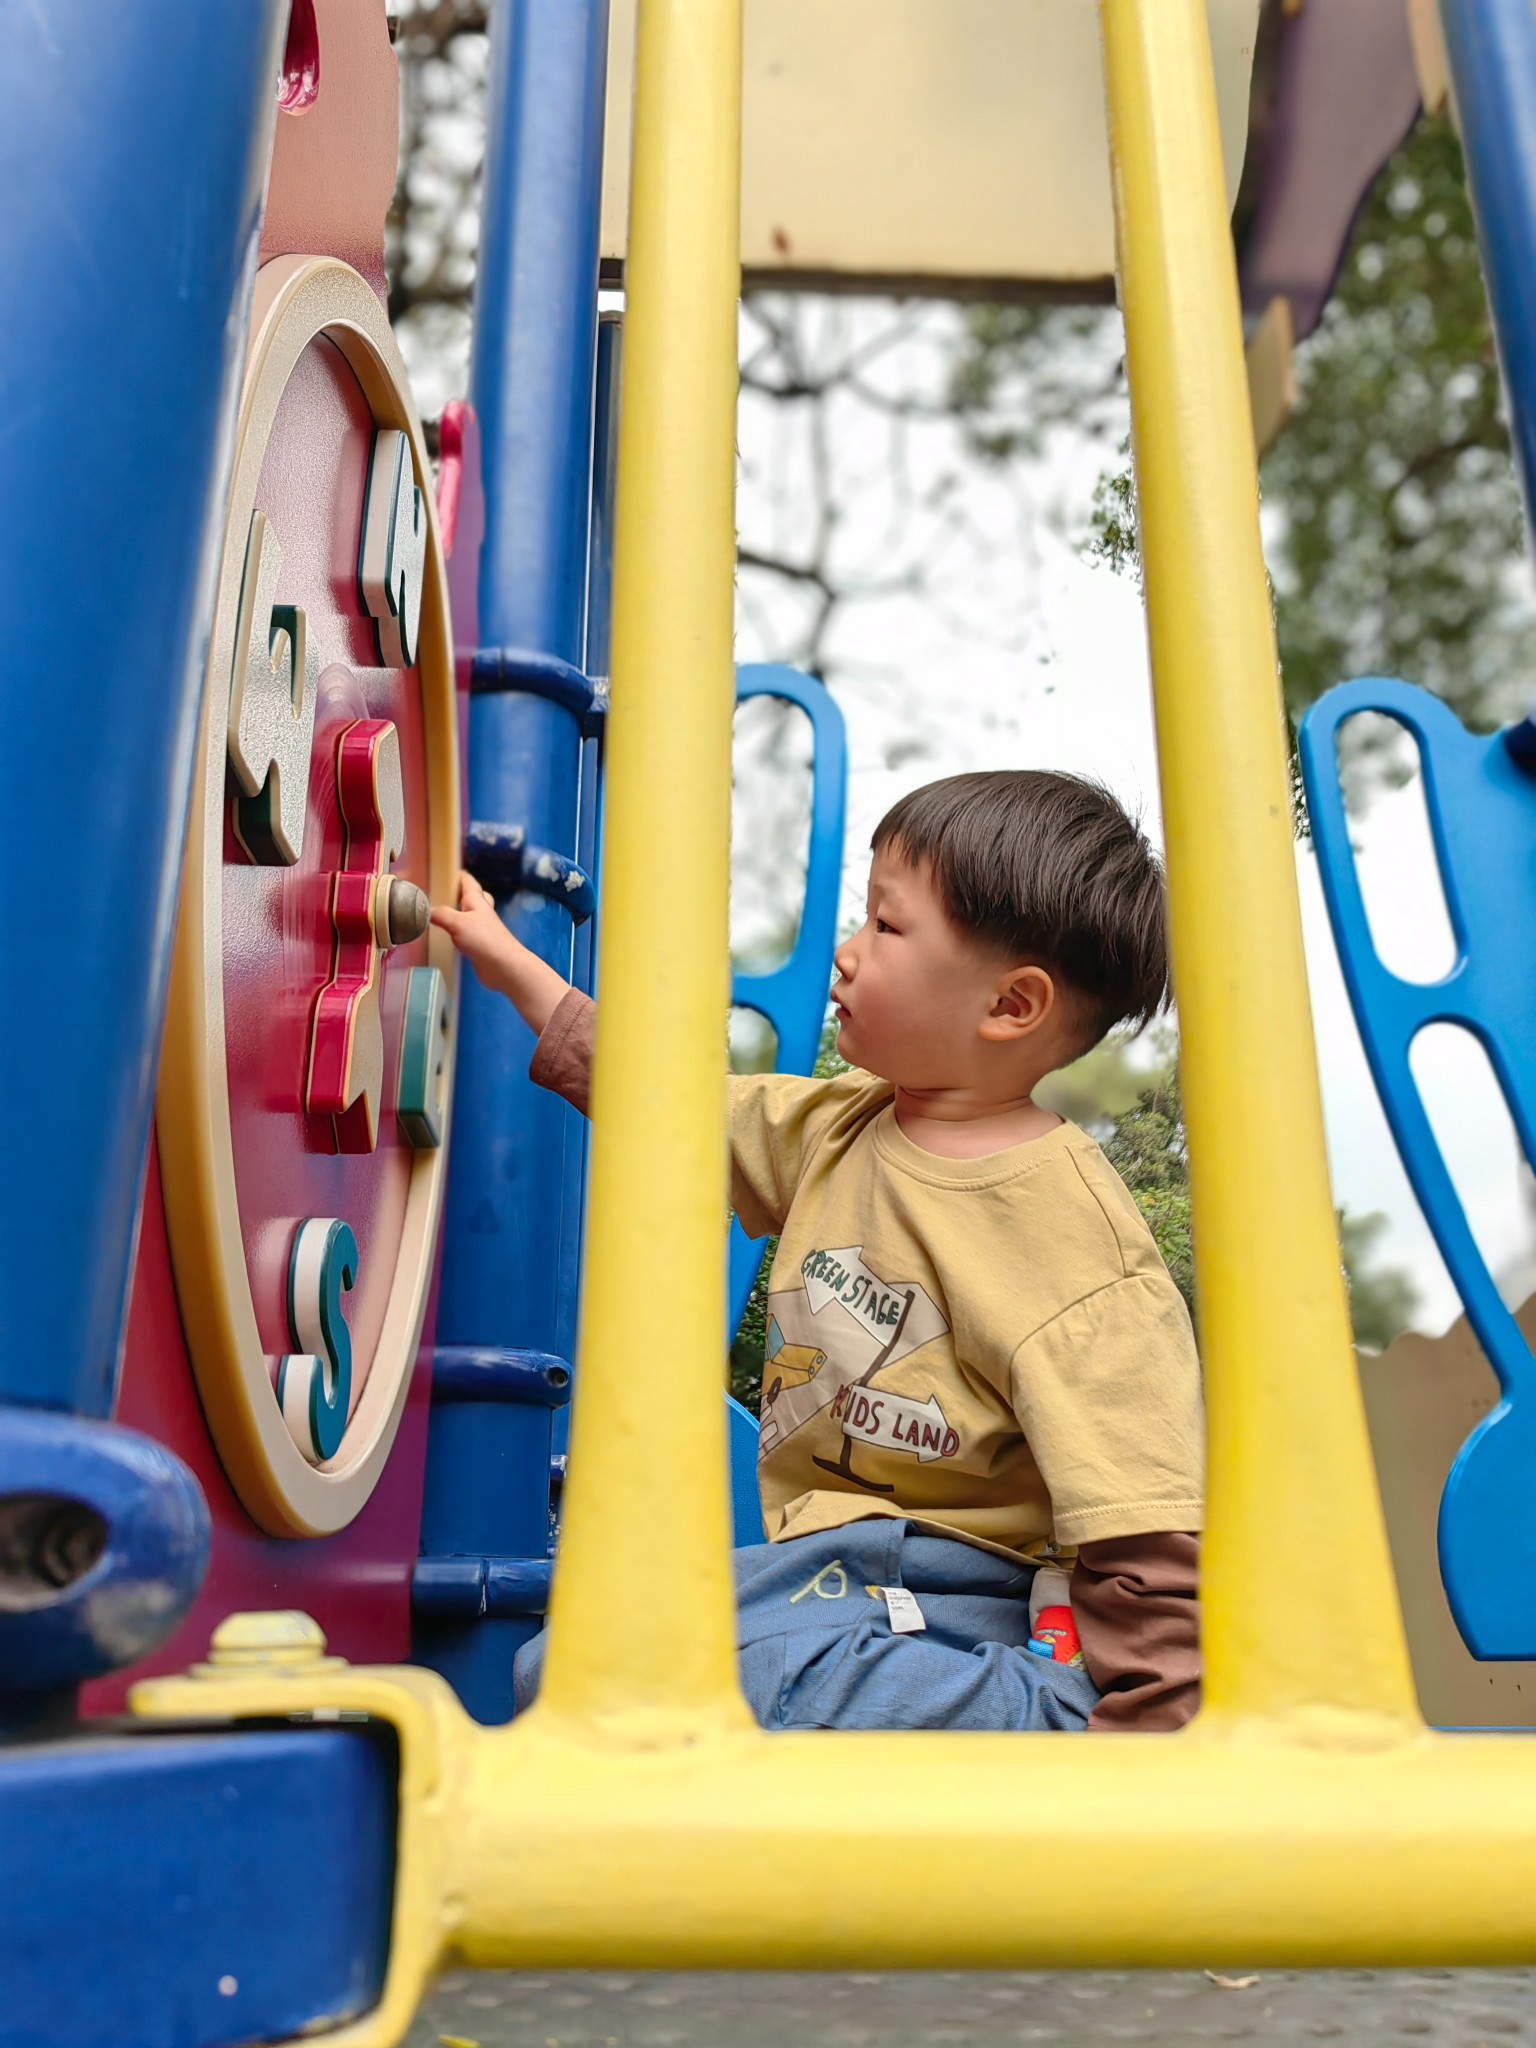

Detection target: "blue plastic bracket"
[1298, 677, 1536, 1657]
[430, 1346, 573, 1408]
[464, 820, 596, 923]
[727, 664, 849, 1338]
[412, 1556, 554, 1619]
[0, 1409, 209, 1733]
[471, 646, 609, 733]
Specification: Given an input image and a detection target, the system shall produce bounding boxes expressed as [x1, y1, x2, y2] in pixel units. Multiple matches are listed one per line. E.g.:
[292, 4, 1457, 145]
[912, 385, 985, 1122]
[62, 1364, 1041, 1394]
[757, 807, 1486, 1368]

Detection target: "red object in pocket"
[1029, 1604, 1083, 1665]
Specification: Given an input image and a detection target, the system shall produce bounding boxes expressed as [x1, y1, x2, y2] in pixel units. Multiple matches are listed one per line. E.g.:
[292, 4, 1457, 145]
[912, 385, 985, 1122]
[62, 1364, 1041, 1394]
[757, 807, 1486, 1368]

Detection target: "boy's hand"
[431, 871, 572, 1036]
[431, 871, 513, 984]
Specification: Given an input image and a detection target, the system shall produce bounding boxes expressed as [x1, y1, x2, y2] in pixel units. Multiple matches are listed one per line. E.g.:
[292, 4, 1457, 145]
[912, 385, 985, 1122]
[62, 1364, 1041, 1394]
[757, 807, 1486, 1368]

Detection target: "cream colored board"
[1245, 294, 1296, 457]
[1408, 0, 1450, 117]
[1358, 1302, 1536, 1729]
[156, 255, 461, 1539]
[600, 0, 1262, 293]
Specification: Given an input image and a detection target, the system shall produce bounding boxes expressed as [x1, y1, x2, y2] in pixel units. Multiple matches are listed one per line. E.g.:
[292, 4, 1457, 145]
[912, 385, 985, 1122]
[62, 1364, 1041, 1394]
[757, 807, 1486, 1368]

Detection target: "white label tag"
[879, 1586, 926, 1634]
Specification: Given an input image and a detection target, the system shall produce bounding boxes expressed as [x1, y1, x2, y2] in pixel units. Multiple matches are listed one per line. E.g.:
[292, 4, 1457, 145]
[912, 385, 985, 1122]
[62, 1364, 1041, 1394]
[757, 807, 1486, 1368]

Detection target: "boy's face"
[831, 848, 1052, 1086]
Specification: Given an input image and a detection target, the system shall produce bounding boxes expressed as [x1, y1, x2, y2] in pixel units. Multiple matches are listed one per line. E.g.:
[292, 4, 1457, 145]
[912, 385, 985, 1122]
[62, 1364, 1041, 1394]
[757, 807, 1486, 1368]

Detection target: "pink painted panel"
[83, 1135, 437, 1711]
[261, 0, 398, 300]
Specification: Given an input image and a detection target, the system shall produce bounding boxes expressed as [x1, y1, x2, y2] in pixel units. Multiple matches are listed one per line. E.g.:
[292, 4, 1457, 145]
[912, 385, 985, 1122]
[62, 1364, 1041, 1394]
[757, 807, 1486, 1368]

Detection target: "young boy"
[434, 769, 1203, 1733]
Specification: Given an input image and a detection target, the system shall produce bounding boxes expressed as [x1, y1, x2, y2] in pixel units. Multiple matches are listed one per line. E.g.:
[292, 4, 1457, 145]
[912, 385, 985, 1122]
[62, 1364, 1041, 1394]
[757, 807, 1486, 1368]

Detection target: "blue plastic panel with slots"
[1299, 677, 1536, 1658]
[728, 664, 850, 1339]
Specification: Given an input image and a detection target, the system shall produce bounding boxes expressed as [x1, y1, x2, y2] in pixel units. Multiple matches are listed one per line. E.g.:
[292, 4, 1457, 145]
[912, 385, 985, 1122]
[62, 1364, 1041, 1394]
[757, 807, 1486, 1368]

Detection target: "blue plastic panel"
[727, 1395, 768, 1546]
[0, 0, 284, 1416]
[728, 665, 849, 1336]
[1298, 678, 1536, 1657]
[1, 1728, 392, 2048]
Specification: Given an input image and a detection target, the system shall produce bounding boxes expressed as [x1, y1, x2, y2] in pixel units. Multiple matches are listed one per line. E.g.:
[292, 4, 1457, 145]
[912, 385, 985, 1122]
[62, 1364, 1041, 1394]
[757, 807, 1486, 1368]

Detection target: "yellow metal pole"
[533, 0, 752, 1744]
[1099, 0, 1418, 1729]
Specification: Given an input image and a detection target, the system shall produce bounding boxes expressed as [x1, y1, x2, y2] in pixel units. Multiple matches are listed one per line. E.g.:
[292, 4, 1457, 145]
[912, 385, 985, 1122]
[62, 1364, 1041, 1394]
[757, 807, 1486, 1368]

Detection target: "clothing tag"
[878, 1586, 926, 1634]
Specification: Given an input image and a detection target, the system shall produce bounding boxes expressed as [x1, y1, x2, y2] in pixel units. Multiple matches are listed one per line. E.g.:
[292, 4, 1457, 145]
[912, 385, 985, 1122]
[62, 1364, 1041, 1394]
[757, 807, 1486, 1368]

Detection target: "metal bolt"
[190, 1610, 346, 1679]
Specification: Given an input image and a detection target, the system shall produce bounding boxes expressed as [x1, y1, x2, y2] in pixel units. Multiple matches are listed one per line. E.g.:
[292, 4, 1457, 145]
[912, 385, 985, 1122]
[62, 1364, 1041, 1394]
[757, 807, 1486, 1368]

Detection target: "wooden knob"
[376, 877, 430, 949]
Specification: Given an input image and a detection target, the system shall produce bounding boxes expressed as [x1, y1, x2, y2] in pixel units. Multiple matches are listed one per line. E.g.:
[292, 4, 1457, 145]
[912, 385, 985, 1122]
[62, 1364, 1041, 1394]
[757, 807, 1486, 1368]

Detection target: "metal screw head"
[192, 1609, 346, 1679]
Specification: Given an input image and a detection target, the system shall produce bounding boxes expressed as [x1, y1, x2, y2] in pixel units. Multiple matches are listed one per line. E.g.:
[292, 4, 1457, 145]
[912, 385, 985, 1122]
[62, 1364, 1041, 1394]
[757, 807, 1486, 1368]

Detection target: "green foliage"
[1084, 440, 1140, 585]
[1101, 1075, 1197, 1316]
[728, 1258, 770, 1413]
[1101, 1072, 1419, 1351]
[1262, 115, 1535, 736]
[951, 118, 1535, 761]
[946, 304, 1126, 462]
[1339, 1208, 1423, 1353]
[1035, 1024, 1172, 1134]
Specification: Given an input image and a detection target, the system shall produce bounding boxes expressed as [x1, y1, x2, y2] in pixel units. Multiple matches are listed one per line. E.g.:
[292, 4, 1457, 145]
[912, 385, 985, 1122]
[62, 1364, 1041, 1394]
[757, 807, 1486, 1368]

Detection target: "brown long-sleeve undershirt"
[529, 986, 1200, 1732]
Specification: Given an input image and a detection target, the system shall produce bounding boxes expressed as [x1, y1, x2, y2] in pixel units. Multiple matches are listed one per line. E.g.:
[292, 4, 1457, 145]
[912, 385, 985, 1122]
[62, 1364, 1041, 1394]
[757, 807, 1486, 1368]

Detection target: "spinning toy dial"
[156, 255, 459, 1537]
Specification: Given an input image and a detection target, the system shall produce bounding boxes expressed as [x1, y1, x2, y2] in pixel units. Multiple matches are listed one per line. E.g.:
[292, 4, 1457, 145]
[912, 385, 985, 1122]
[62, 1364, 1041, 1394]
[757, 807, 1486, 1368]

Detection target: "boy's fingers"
[457, 870, 492, 911]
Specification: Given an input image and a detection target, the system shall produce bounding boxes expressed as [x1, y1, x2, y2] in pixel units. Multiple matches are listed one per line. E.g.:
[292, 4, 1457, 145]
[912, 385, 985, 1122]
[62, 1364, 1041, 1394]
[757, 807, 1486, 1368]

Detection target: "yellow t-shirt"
[730, 1067, 1205, 1560]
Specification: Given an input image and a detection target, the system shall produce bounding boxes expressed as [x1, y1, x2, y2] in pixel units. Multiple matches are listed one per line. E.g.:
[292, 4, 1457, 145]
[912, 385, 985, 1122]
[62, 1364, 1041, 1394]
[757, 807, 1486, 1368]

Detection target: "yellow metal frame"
[133, 2, 1536, 2037]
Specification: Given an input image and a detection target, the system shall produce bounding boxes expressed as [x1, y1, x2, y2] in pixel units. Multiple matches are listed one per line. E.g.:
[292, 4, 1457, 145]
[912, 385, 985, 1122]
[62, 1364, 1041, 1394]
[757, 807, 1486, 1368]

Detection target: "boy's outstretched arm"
[432, 871, 596, 1114]
[431, 871, 573, 1036]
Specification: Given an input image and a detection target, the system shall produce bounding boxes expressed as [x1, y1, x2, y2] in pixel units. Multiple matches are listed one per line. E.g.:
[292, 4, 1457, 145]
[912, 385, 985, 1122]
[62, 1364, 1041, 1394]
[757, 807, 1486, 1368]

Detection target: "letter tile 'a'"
[227, 510, 319, 864]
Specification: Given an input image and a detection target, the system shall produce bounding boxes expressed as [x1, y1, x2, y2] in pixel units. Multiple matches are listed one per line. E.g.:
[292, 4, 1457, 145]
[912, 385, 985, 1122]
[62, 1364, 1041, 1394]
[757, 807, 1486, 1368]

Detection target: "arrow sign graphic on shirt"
[800, 1245, 948, 1371]
[755, 1246, 951, 1466]
[802, 1244, 903, 1322]
[833, 1383, 959, 1463]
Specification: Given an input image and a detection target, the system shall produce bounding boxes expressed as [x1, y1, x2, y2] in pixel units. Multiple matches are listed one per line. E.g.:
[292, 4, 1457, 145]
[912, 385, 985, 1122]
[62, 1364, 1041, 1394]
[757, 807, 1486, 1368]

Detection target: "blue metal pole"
[1438, 0, 1536, 535]
[420, 0, 610, 1721]
[0, 0, 284, 1416]
[442, 0, 610, 1359]
[553, 310, 621, 1403]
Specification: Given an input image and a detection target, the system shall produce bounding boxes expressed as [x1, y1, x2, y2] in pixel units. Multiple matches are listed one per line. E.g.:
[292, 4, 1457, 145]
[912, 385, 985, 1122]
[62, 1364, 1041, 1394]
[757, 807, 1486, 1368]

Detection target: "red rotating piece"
[306, 717, 427, 1153]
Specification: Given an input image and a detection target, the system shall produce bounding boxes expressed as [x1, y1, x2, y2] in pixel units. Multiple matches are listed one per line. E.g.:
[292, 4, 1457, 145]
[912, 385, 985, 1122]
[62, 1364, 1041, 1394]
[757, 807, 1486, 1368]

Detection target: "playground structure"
[11, 0, 1536, 2043]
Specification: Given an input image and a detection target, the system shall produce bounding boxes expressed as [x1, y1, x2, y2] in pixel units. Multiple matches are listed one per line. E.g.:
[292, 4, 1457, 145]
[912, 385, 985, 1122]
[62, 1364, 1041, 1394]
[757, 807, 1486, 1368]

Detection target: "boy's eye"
[875, 918, 894, 935]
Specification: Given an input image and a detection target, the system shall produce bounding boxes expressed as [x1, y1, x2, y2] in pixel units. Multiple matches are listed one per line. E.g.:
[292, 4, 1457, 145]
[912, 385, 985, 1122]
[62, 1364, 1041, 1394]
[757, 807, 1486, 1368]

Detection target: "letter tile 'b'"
[358, 428, 426, 669]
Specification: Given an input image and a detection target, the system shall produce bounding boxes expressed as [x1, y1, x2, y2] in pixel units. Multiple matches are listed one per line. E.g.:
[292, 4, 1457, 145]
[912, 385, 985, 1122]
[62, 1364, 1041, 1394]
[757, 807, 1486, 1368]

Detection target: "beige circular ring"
[157, 255, 460, 1538]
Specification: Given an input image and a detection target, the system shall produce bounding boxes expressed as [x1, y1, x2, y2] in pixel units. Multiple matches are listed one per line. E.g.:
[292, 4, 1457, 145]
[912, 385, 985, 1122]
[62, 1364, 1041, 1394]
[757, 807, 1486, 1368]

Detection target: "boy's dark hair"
[872, 769, 1170, 1048]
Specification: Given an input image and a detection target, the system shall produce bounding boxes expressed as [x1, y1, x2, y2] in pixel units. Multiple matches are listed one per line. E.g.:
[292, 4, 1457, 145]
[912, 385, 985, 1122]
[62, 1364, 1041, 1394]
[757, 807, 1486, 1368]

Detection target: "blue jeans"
[513, 1520, 1099, 1732]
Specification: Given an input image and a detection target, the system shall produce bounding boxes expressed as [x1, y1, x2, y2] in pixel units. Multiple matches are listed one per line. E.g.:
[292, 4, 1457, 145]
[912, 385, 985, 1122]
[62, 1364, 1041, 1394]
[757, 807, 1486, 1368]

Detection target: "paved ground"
[406, 1969, 1536, 2047]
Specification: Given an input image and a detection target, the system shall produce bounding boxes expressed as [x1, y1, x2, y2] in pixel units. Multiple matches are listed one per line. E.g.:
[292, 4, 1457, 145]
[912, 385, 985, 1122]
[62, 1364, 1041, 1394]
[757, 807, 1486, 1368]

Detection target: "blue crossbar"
[2, 1728, 392, 2048]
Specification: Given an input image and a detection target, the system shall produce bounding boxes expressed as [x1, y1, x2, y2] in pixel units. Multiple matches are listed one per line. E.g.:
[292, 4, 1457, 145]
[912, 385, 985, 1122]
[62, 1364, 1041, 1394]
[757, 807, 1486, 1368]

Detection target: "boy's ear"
[978, 963, 1055, 1042]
